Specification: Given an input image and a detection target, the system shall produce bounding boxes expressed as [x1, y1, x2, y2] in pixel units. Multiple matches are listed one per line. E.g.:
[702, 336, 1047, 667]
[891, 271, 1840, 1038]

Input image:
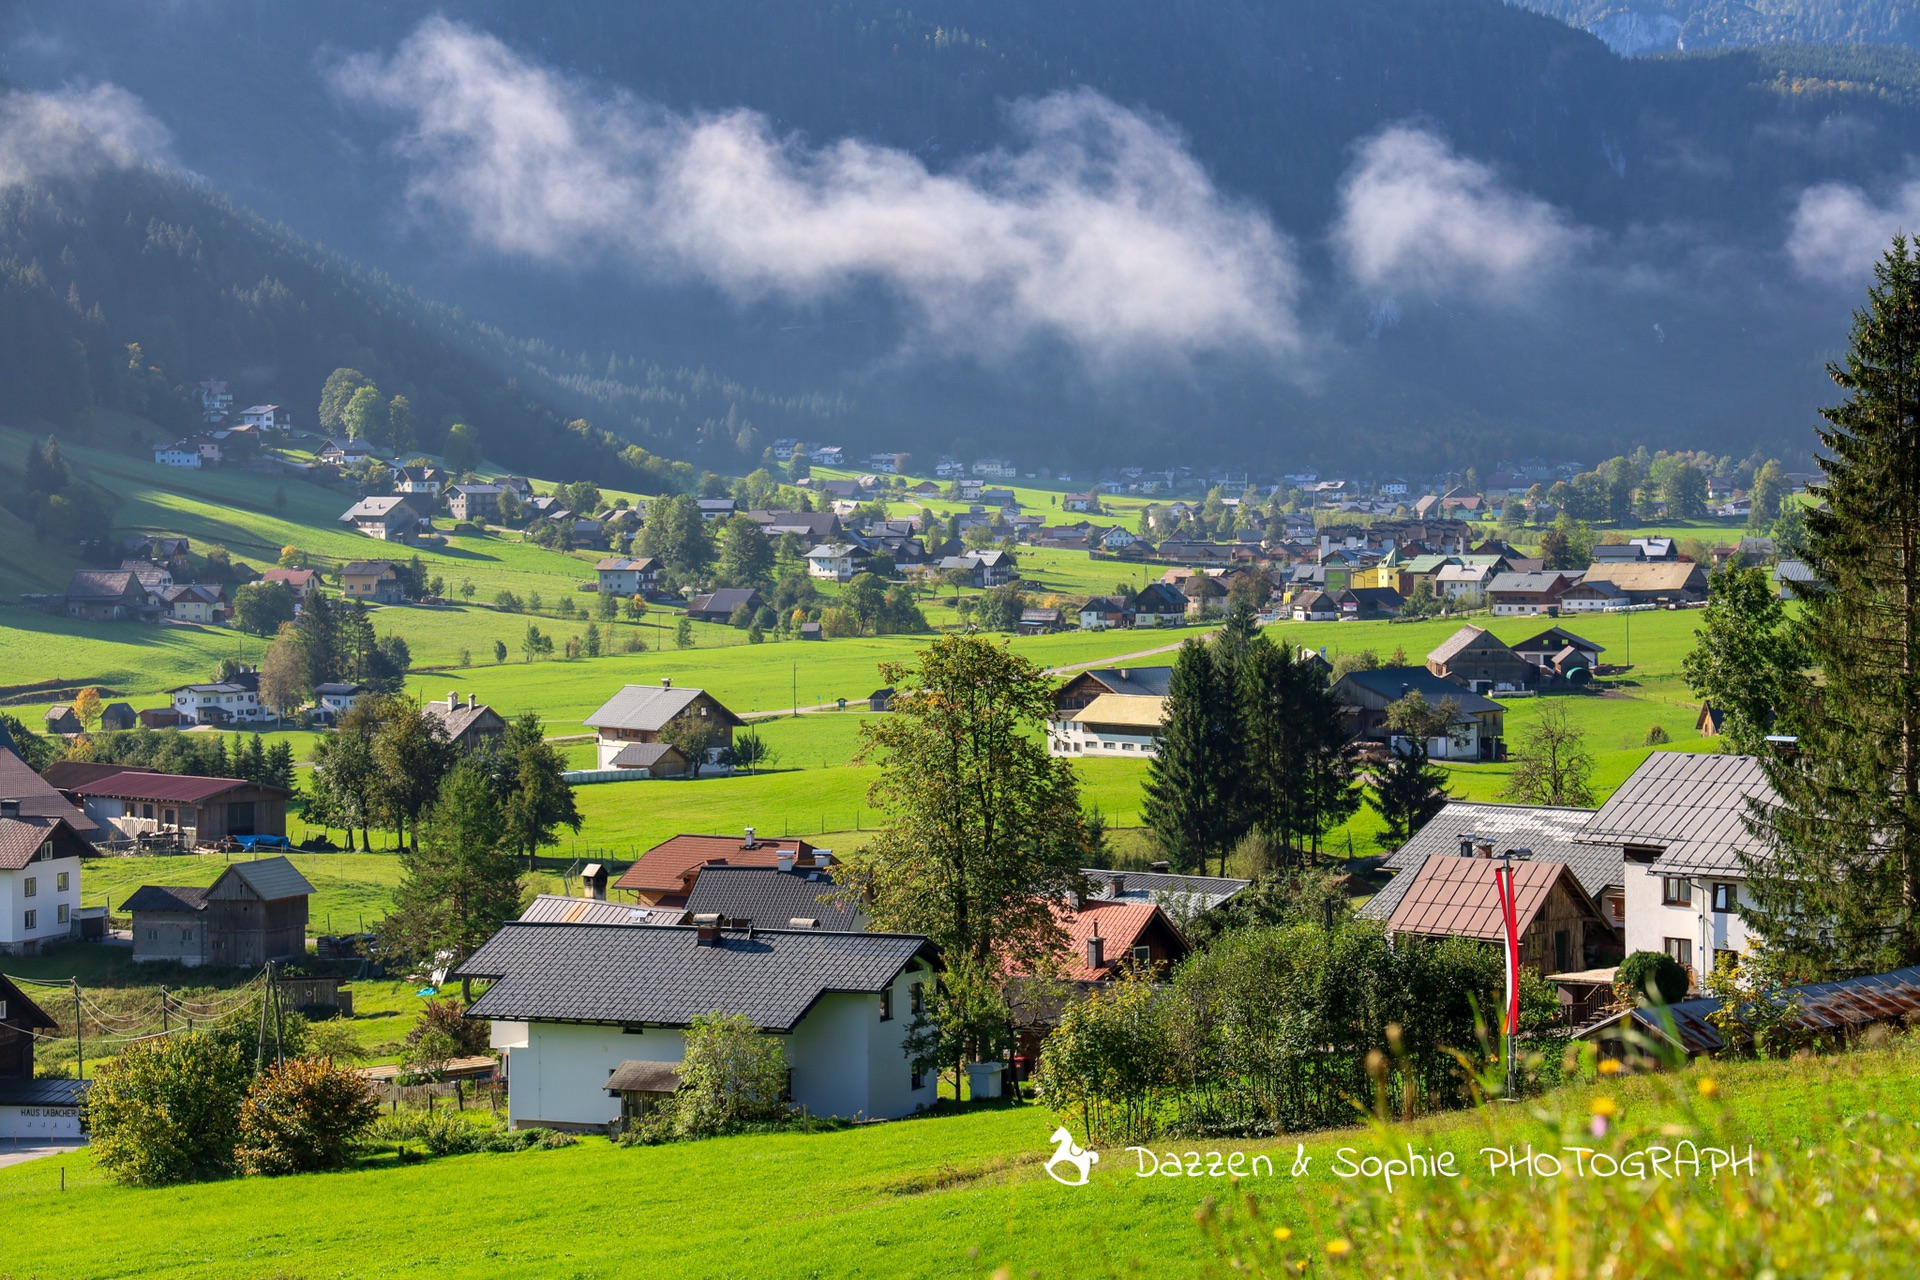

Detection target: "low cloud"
[1334, 125, 1586, 299]
[0, 82, 169, 188]
[331, 18, 1306, 369]
[1786, 179, 1920, 282]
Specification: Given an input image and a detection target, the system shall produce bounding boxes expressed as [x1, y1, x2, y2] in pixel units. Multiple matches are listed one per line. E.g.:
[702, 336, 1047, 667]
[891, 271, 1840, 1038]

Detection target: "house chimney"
[693, 914, 721, 946]
[1086, 929, 1105, 970]
[1458, 833, 1477, 859]
[1475, 842, 1494, 860]
[1149, 860, 1171, 874]
[1119, 668, 1130, 681]
[743, 826, 757, 849]
[468, 693, 475, 710]
[776, 851, 795, 873]
[788, 917, 821, 929]
[448, 690, 458, 709]
[1109, 874, 1126, 897]
[582, 863, 607, 901]
[662, 677, 673, 690]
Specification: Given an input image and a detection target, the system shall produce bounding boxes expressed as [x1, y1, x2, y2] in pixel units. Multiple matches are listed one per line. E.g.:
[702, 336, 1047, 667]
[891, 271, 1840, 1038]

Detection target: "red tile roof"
[613, 834, 820, 895]
[1385, 855, 1570, 941]
[1052, 900, 1168, 982]
[69, 773, 284, 804]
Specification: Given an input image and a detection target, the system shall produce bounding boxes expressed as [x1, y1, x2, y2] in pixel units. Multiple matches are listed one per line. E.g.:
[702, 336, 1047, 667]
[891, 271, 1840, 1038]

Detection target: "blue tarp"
[235, 834, 292, 851]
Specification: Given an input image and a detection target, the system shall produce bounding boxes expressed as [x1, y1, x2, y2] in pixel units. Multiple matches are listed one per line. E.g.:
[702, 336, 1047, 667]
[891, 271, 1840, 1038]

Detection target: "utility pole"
[256, 963, 272, 1072]
[270, 965, 287, 1068]
[72, 979, 82, 1080]
[160, 985, 168, 1035]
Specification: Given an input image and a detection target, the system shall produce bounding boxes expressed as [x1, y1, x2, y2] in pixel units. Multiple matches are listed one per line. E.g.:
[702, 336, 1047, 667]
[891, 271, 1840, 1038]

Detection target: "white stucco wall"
[503, 1021, 688, 1130]
[1622, 863, 1754, 977]
[0, 856, 81, 951]
[0, 1102, 83, 1139]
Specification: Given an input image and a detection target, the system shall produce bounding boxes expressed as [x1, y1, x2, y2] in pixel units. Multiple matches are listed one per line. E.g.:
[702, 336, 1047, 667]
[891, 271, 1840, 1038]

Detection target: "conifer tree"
[1752, 236, 1920, 974]
[1143, 638, 1242, 873]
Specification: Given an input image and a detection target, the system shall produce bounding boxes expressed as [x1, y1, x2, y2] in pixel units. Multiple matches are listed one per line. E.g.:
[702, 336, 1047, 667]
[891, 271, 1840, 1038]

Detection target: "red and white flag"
[1493, 863, 1521, 1036]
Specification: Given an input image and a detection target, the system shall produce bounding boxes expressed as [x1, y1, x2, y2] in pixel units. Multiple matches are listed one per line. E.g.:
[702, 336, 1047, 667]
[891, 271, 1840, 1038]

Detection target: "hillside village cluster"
[0, 379, 1872, 1160]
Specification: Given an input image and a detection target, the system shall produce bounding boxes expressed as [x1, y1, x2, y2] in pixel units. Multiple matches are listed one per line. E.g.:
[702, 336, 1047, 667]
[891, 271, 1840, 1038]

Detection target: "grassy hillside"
[3, 1030, 1913, 1278]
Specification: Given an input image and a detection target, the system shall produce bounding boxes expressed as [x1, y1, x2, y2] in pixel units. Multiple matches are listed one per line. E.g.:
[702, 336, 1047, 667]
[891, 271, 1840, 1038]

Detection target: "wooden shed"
[122, 855, 314, 967]
[1386, 851, 1620, 973]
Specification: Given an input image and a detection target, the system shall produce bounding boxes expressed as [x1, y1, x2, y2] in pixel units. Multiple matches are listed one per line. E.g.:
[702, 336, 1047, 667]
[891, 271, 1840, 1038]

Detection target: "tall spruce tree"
[1752, 236, 1920, 975]
[1143, 637, 1244, 873]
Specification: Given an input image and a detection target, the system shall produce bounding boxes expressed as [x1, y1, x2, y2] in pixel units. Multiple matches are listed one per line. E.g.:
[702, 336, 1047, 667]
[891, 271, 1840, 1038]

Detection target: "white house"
[971, 457, 1017, 478]
[313, 682, 368, 720]
[805, 543, 861, 582]
[1575, 752, 1772, 986]
[584, 682, 743, 772]
[239, 405, 292, 432]
[153, 440, 202, 469]
[0, 804, 89, 956]
[594, 556, 660, 597]
[169, 674, 267, 725]
[1049, 694, 1167, 759]
[457, 922, 938, 1130]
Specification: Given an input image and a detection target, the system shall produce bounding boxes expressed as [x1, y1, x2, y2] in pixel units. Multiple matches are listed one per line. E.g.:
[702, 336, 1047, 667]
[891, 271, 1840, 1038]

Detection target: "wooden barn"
[122, 855, 314, 967]
[1385, 849, 1620, 973]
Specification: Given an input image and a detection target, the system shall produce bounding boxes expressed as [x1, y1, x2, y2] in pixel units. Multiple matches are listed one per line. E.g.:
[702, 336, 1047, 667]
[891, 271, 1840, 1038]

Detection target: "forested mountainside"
[0, 162, 843, 478]
[8, 0, 1920, 467]
[1516, 0, 1920, 56]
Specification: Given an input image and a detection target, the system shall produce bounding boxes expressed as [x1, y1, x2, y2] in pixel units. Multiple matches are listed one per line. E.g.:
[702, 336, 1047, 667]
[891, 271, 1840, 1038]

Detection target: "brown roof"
[612, 834, 821, 895]
[0, 817, 56, 870]
[1426, 624, 1497, 667]
[42, 761, 158, 791]
[605, 1059, 683, 1093]
[70, 773, 287, 804]
[1579, 561, 1706, 593]
[0, 748, 98, 833]
[1050, 900, 1183, 982]
[1386, 855, 1579, 941]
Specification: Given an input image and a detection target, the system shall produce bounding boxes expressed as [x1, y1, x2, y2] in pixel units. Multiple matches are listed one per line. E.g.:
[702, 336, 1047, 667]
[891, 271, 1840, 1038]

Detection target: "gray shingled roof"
[457, 923, 933, 1031]
[1576, 751, 1775, 873]
[225, 856, 315, 902]
[681, 866, 864, 930]
[1082, 867, 1248, 912]
[122, 884, 210, 913]
[1337, 667, 1505, 717]
[609, 742, 688, 770]
[1426, 625, 1496, 667]
[1358, 801, 1614, 922]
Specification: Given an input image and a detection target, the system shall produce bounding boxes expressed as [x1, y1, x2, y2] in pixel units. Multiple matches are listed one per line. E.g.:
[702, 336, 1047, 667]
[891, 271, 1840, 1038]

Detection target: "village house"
[1434, 563, 1495, 603]
[312, 682, 368, 723]
[1052, 668, 1174, 726]
[261, 567, 319, 605]
[162, 583, 229, 625]
[584, 681, 744, 773]
[684, 588, 764, 624]
[1290, 588, 1339, 622]
[696, 498, 738, 522]
[1426, 625, 1536, 693]
[99, 703, 136, 733]
[424, 692, 509, 750]
[1579, 560, 1709, 605]
[1509, 625, 1606, 683]
[613, 833, 827, 906]
[1337, 586, 1404, 620]
[1130, 581, 1187, 626]
[167, 670, 266, 726]
[341, 560, 404, 605]
[197, 378, 233, 422]
[458, 921, 938, 1130]
[1358, 802, 1625, 939]
[63, 569, 157, 622]
[1063, 492, 1100, 513]
[152, 439, 202, 468]
[1078, 594, 1132, 630]
[0, 973, 85, 1139]
[68, 768, 290, 844]
[1558, 579, 1632, 613]
[972, 457, 1017, 478]
[393, 465, 443, 497]
[805, 543, 863, 582]
[316, 438, 375, 467]
[1334, 667, 1507, 761]
[594, 556, 660, 597]
[1018, 608, 1064, 635]
[1384, 849, 1620, 974]
[339, 495, 427, 541]
[749, 510, 844, 542]
[0, 803, 91, 956]
[446, 483, 505, 523]
[122, 856, 313, 966]
[1573, 751, 1773, 985]
[239, 404, 292, 432]
[42, 706, 82, 736]
[1485, 570, 1579, 616]
[1050, 694, 1167, 758]
[681, 863, 864, 931]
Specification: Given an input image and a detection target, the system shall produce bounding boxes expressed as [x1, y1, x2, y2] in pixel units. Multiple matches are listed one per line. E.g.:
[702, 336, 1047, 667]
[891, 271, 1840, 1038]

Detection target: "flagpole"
[1499, 847, 1529, 1101]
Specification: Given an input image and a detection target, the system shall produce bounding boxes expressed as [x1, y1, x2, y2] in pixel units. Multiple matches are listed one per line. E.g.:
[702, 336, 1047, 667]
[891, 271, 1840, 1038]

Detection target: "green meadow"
[2, 1028, 1914, 1278]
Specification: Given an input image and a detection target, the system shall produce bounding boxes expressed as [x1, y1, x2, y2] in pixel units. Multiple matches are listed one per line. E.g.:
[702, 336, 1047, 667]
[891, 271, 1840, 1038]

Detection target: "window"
[1663, 937, 1693, 968]
[148, 929, 158, 941]
[879, 986, 894, 1022]
[909, 983, 924, 1016]
[56, 904, 68, 925]
[56, 872, 68, 892]
[911, 1068, 926, 1090]
[1712, 883, 1738, 914]
[22, 909, 35, 931]
[21, 877, 34, 898]
[1132, 944, 1152, 965]
[1554, 929, 1572, 971]
[1661, 876, 1692, 906]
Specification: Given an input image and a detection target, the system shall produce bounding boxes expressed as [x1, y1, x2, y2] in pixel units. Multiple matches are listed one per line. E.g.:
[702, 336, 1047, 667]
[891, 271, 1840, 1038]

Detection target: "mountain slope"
[1517, 0, 1920, 56]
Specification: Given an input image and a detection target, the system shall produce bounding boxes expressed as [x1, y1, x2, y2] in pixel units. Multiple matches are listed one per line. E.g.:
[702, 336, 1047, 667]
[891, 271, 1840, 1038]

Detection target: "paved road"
[0, 1139, 86, 1170]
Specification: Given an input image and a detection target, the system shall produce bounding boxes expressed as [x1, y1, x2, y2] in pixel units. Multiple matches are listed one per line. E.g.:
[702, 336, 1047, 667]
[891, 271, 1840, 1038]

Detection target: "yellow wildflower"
[1591, 1096, 1618, 1117]
[1273, 1227, 1293, 1242]
[1698, 1077, 1719, 1099]
[1326, 1238, 1352, 1256]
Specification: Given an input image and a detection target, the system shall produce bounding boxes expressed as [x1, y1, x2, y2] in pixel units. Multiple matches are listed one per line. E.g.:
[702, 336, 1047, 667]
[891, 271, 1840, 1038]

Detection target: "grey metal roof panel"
[682, 866, 864, 930]
[584, 684, 705, 731]
[0, 1078, 88, 1107]
[1339, 667, 1505, 716]
[225, 856, 315, 902]
[1373, 801, 1618, 899]
[1081, 867, 1248, 911]
[1577, 752, 1776, 872]
[121, 884, 210, 913]
[457, 923, 931, 1031]
[517, 895, 682, 926]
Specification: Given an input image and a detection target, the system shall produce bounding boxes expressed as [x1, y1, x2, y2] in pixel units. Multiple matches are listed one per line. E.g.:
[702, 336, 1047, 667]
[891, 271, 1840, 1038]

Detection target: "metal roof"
[1083, 867, 1249, 912]
[1358, 801, 1612, 922]
[585, 684, 723, 732]
[608, 742, 688, 770]
[613, 834, 822, 894]
[518, 894, 680, 926]
[456, 923, 934, 1032]
[0, 1078, 88, 1107]
[1576, 751, 1776, 873]
[1579, 964, 1920, 1056]
[1336, 667, 1505, 717]
[71, 773, 280, 805]
[224, 856, 315, 902]
[1071, 694, 1167, 730]
[1385, 856, 1585, 941]
[605, 1060, 682, 1093]
[682, 866, 864, 930]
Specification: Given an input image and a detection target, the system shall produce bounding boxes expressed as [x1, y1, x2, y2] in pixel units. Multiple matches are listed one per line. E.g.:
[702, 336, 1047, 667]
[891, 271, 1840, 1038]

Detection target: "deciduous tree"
[1501, 704, 1596, 807]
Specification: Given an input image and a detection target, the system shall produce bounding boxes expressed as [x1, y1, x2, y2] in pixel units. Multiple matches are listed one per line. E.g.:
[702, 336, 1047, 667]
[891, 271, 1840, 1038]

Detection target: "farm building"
[1384, 849, 1620, 974]
[67, 769, 289, 845]
[121, 855, 313, 966]
[584, 681, 744, 772]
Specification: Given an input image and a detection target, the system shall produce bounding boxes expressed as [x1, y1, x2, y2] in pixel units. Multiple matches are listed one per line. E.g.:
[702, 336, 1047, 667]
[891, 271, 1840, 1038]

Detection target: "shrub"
[1644, 724, 1671, 745]
[86, 1033, 251, 1185]
[673, 1012, 790, 1137]
[234, 1058, 380, 1176]
[374, 1110, 575, 1155]
[1617, 949, 1690, 1006]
